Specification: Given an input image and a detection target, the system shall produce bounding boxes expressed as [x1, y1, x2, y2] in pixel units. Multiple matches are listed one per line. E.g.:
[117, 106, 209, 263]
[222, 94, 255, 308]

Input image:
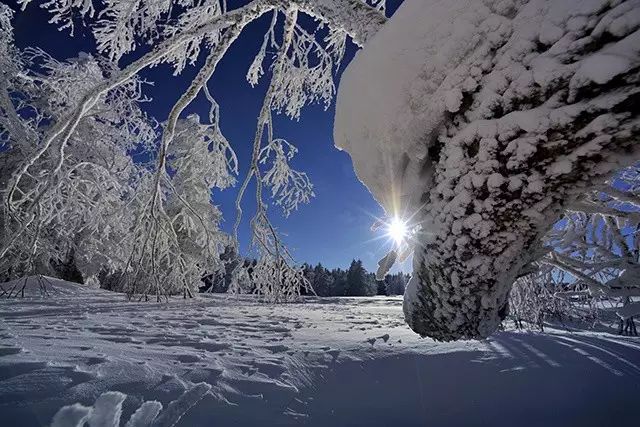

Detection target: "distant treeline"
[201, 246, 408, 297]
[300, 260, 409, 297]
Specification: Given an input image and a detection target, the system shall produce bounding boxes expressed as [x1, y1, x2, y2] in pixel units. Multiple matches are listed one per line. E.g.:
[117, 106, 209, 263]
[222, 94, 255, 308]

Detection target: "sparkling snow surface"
[1, 279, 639, 426]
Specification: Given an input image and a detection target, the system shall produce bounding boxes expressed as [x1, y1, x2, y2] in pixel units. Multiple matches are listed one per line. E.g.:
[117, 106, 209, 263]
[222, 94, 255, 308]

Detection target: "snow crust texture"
[335, 0, 640, 340]
[1, 281, 639, 425]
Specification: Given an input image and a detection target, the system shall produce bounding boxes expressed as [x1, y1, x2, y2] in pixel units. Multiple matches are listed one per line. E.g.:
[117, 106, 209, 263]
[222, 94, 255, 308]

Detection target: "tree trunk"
[401, 0, 640, 340]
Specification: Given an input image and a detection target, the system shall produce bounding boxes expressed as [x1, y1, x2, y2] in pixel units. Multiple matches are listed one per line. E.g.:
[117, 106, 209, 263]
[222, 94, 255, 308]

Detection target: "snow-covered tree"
[0, 7, 157, 284]
[345, 259, 376, 296]
[2, 0, 388, 301]
[202, 244, 243, 293]
[335, 0, 640, 340]
[312, 263, 336, 297]
[508, 266, 584, 331]
[119, 113, 237, 300]
[0, 7, 235, 300]
[384, 272, 407, 296]
[541, 164, 640, 334]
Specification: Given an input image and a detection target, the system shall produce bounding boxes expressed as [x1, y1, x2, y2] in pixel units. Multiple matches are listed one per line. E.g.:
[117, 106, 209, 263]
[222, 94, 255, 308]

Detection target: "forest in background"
[201, 252, 409, 297]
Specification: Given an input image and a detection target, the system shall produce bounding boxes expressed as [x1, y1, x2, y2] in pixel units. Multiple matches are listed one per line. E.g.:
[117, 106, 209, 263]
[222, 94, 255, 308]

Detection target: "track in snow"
[0, 279, 638, 426]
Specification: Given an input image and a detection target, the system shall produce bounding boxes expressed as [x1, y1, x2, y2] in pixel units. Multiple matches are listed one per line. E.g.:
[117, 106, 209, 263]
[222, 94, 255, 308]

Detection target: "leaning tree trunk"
[335, 0, 640, 340]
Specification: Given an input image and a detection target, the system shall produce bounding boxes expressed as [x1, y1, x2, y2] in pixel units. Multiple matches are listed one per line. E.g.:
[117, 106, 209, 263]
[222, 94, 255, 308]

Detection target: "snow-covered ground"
[1, 278, 639, 426]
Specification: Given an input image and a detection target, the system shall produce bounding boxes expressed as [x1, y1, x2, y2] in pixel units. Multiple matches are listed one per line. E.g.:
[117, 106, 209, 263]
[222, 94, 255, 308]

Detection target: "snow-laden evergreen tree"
[346, 259, 376, 296]
[312, 263, 335, 297]
[202, 244, 243, 293]
[384, 272, 407, 296]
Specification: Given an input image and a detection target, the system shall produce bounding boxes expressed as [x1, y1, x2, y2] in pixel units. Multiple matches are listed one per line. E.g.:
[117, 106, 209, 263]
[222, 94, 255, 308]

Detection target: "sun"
[387, 217, 408, 246]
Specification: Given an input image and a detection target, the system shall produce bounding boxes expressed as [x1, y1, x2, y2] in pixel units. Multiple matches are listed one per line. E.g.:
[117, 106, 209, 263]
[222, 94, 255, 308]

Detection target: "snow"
[444, 88, 463, 113]
[124, 401, 162, 427]
[50, 404, 91, 427]
[570, 27, 640, 94]
[335, 0, 503, 218]
[1, 280, 640, 426]
[375, 249, 397, 280]
[0, 276, 97, 298]
[89, 391, 126, 427]
[334, 0, 640, 340]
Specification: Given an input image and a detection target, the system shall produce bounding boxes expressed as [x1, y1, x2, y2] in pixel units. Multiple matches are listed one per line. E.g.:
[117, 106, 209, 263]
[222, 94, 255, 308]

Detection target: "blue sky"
[8, 0, 408, 272]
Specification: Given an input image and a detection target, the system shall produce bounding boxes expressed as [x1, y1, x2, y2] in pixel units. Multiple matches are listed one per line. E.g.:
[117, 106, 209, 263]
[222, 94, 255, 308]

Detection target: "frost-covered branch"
[120, 24, 243, 300]
[5, 0, 385, 301]
[259, 139, 314, 216]
[231, 7, 314, 301]
[5, 0, 276, 217]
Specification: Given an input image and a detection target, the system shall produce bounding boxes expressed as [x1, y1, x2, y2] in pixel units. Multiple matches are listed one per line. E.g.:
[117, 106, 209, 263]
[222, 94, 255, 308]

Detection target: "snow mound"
[335, 0, 640, 340]
[1, 275, 89, 297]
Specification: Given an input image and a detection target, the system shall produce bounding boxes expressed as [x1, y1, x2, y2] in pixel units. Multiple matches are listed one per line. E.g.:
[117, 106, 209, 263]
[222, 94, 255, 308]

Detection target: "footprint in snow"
[326, 349, 340, 362]
[175, 354, 201, 363]
[365, 334, 391, 346]
[0, 347, 22, 357]
[264, 345, 290, 354]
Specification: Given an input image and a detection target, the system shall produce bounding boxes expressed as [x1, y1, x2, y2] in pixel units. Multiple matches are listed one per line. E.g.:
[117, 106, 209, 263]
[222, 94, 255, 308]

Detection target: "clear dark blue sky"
[7, 0, 408, 272]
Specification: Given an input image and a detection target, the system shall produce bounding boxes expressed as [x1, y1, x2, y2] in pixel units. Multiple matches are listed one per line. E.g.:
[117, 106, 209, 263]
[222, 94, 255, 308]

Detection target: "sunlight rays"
[387, 216, 408, 245]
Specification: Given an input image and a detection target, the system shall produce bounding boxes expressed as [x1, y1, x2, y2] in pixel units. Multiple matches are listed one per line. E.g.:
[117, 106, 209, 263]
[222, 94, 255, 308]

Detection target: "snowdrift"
[335, 0, 640, 340]
[1, 275, 87, 297]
